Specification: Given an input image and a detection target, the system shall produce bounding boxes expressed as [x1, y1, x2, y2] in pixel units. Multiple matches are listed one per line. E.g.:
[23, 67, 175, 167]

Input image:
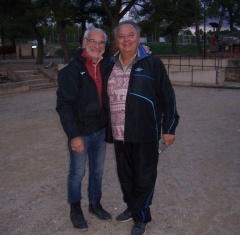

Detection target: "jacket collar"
[138, 44, 149, 60]
[111, 44, 149, 63]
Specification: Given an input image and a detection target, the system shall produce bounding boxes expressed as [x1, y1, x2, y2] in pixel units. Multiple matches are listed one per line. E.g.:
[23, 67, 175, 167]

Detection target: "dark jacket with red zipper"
[56, 49, 110, 140]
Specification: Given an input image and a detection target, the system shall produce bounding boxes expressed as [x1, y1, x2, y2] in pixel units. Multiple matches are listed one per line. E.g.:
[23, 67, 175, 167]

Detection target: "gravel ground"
[0, 85, 240, 235]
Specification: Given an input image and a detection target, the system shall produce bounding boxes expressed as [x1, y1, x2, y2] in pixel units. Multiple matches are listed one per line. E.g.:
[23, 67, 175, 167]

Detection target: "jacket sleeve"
[56, 65, 81, 140]
[156, 58, 180, 135]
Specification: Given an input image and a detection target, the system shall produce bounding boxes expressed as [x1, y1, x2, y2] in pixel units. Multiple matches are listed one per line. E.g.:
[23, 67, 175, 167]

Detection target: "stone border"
[0, 81, 30, 95]
[0, 63, 58, 95]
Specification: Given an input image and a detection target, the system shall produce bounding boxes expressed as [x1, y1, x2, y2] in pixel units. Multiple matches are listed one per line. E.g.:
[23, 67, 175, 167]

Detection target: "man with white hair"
[56, 27, 111, 231]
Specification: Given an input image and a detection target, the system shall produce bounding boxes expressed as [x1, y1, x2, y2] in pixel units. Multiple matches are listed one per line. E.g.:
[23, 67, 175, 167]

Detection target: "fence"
[0, 33, 207, 46]
[159, 53, 240, 84]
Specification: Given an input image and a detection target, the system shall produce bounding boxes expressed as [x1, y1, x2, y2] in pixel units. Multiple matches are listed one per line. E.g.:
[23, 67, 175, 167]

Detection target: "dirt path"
[0, 86, 239, 235]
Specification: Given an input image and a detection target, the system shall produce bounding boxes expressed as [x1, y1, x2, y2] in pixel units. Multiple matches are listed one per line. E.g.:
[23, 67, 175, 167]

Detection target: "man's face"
[83, 31, 106, 60]
[116, 24, 140, 55]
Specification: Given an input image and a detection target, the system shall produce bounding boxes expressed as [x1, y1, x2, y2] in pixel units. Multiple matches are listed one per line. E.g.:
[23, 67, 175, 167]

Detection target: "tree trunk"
[101, 0, 137, 54]
[11, 39, 16, 53]
[216, 10, 224, 36]
[80, 18, 86, 45]
[195, 21, 203, 53]
[110, 18, 120, 54]
[171, 31, 177, 54]
[32, 24, 44, 64]
[228, 10, 234, 32]
[57, 21, 70, 64]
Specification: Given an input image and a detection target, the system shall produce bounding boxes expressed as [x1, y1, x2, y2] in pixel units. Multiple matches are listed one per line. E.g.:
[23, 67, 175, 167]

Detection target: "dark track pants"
[114, 140, 159, 223]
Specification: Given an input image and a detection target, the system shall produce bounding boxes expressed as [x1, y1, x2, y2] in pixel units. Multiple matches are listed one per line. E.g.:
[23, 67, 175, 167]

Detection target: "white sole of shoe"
[118, 217, 133, 223]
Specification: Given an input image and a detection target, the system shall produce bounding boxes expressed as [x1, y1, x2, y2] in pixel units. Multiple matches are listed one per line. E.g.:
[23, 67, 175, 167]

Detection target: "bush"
[54, 42, 207, 59]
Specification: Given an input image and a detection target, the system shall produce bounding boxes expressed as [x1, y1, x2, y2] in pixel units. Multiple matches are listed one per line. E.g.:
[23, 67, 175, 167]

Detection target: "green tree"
[24, 0, 50, 64]
[49, 0, 107, 63]
[0, 0, 51, 64]
[133, 0, 200, 54]
[49, 0, 76, 63]
[182, 0, 203, 53]
[101, 0, 139, 52]
[207, 0, 240, 33]
[0, 0, 26, 52]
[70, 0, 106, 42]
[223, 0, 240, 31]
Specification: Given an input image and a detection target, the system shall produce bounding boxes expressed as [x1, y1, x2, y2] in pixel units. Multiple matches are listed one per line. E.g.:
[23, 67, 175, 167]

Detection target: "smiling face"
[83, 30, 106, 61]
[115, 23, 140, 56]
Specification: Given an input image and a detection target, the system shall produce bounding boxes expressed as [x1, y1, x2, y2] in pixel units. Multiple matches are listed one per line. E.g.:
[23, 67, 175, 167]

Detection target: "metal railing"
[158, 53, 240, 72]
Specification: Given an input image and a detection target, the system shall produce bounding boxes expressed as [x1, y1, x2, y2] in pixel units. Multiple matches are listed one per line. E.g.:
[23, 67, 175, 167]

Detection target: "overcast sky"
[122, 13, 239, 33]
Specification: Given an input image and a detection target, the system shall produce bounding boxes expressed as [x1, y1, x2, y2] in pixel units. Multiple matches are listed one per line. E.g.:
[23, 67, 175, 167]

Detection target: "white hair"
[113, 20, 141, 38]
[83, 26, 107, 41]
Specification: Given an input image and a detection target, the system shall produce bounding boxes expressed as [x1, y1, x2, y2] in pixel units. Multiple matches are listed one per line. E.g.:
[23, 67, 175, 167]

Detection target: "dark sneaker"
[70, 203, 88, 231]
[116, 208, 132, 222]
[89, 202, 112, 220]
[131, 222, 147, 235]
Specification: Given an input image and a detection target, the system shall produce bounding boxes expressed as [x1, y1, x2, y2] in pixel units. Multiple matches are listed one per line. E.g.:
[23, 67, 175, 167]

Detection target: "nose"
[93, 42, 100, 48]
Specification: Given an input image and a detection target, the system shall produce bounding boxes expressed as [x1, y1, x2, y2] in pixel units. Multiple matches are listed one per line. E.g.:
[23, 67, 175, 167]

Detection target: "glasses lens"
[86, 38, 105, 46]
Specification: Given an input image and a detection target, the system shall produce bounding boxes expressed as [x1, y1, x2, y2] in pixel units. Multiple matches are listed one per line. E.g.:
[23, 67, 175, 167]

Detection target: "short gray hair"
[113, 20, 141, 38]
[84, 26, 107, 41]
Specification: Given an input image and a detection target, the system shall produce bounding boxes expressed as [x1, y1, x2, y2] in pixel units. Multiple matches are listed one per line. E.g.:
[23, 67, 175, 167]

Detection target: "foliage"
[0, 0, 33, 41]
[54, 42, 205, 58]
[101, 0, 140, 52]
[1, 0, 239, 59]
[54, 43, 82, 58]
[129, 0, 203, 53]
[206, 0, 240, 32]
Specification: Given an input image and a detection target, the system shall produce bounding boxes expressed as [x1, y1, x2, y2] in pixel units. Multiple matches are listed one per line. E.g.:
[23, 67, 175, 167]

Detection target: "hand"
[71, 137, 84, 154]
[142, 44, 152, 55]
[162, 134, 175, 147]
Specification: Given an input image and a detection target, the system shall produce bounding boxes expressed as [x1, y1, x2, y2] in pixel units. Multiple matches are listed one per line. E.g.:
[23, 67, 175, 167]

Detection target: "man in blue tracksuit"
[105, 21, 180, 235]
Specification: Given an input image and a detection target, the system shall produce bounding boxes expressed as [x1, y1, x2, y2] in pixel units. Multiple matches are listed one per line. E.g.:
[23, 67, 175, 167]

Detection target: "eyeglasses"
[85, 38, 106, 47]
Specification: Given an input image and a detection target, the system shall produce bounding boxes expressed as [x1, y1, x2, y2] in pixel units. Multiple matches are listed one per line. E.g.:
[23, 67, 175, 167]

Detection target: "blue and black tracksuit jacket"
[105, 45, 179, 144]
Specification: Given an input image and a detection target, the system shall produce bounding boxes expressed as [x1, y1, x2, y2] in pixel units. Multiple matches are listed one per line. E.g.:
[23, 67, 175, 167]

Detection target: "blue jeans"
[67, 128, 106, 204]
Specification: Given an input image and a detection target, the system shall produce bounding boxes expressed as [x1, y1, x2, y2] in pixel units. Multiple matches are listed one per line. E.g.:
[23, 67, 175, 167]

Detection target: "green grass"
[145, 43, 202, 54]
